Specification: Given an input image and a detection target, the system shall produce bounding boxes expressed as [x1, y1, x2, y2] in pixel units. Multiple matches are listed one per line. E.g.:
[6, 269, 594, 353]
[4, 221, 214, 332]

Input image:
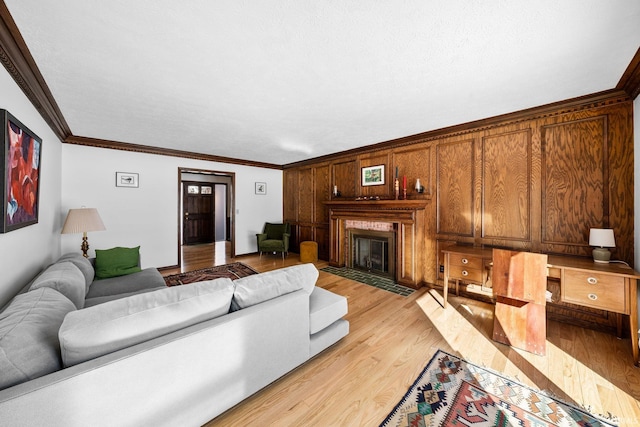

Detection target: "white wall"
[61, 144, 282, 268]
[0, 67, 62, 308]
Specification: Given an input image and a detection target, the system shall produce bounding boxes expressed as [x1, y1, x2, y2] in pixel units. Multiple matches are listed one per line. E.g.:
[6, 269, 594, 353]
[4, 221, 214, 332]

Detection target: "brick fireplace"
[325, 200, 428, 289]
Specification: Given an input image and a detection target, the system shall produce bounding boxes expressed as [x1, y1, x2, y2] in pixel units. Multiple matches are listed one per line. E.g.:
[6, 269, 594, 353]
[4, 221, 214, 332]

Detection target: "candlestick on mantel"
[402, 176, 407, 199]
[394, 178, 400, 200]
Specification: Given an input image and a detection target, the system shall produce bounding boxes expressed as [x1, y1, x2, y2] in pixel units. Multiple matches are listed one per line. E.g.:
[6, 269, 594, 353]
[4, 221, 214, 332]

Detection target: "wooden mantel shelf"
[324, 199, 428, 210]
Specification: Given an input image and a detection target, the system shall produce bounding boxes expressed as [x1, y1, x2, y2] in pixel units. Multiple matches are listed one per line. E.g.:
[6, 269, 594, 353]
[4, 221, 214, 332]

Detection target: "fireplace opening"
[349, 229, 395, 278]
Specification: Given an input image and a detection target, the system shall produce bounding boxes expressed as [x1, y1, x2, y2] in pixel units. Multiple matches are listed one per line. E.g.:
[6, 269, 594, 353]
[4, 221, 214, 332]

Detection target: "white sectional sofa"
[0, 254, 349, 426]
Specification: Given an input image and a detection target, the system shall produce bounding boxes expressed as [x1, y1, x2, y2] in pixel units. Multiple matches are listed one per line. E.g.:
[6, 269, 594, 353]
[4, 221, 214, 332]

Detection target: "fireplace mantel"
[325, 199, 427, 289]
[324, 199, 428, 211]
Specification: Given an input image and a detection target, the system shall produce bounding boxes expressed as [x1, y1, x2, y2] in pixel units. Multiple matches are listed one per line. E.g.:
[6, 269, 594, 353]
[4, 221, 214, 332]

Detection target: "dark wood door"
[183, 182, 214, 245]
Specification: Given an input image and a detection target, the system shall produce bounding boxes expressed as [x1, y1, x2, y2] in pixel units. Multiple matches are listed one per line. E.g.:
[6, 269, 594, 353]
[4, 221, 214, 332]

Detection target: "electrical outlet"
[439, 264, 444, 273]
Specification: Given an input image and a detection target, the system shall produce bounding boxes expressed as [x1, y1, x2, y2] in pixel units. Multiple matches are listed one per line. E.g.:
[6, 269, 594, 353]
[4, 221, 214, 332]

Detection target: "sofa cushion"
[29, 261, 86, 309]
[95, 246, 142, 279]
[309, 287, 348, 334]
[0, 288, 76, 390]
[85, 267, 166, 300]
[59, 277, 235, 367]
[231, 263, 318, 310]
[56, 252, 95, 293]
[84, 286, 166, 307]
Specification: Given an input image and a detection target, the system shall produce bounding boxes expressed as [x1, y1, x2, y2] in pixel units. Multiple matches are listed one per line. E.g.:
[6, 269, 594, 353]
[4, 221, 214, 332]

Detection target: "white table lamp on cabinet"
[589, 228, 615, 263]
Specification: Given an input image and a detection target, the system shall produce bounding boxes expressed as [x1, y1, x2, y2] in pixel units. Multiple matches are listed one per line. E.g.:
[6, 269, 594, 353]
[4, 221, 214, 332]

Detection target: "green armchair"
[256, 222, 291, 259]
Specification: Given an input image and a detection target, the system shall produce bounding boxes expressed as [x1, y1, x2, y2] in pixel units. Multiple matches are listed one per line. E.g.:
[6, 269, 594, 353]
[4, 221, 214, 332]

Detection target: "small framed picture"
[255, 182, 267, 195]
[116, 172, 139, 188]
[361, 165, 385, 186]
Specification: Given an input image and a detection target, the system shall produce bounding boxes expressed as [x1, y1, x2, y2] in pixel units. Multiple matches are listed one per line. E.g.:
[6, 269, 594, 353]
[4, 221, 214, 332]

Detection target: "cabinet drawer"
[562, 271, 627, 313]
[449, 265, 483, 283]
[449, 253, 483, 270]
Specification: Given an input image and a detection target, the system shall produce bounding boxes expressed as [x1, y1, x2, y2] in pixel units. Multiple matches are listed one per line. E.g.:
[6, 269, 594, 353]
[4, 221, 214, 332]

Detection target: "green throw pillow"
[95, 246, 142, 279]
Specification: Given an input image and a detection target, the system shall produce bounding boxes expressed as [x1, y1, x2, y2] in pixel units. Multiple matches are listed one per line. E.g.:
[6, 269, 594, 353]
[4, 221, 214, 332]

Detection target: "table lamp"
[589, 228, 615, 263]
[61, 207, 106, 257]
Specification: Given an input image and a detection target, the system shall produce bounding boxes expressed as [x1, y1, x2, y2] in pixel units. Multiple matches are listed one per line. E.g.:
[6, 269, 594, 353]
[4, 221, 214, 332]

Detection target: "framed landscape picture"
[1, 110, 42, 233]
[361, 165, 385, 186]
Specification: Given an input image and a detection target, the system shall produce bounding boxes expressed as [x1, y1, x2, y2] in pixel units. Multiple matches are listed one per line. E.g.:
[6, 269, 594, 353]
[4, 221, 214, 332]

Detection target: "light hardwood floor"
[172, 243, 640, 427]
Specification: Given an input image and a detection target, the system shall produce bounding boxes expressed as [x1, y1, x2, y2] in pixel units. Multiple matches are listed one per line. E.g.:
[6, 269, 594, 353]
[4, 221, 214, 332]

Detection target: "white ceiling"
[5, 1, 640, 165]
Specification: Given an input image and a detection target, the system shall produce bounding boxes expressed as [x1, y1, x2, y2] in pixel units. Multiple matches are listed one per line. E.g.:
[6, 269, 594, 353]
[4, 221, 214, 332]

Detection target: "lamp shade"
[589, 228, 615, 248]
[61, 208, 106, 234]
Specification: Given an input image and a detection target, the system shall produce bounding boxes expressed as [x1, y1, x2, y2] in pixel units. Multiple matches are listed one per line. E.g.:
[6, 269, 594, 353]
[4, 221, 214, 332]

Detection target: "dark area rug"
[320, 266, 414, 296]
[164, 262, 258, 286]
[380, 349, 617, 427]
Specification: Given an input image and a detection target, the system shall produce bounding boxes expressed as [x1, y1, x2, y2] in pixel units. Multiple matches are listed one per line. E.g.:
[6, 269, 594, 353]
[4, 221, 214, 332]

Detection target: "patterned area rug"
[163, 262, 258, 286]
[380, 349, 616, 427]
[320, 266, 414, 296]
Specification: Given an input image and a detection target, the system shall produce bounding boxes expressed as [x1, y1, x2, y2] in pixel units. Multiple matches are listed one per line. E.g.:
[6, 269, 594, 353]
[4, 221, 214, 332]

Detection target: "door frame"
[177, 167, 235, 268]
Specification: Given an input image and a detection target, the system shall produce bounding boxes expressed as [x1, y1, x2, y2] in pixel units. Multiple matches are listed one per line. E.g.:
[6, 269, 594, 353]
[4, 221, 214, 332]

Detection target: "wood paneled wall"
[283, 93, 634, 287]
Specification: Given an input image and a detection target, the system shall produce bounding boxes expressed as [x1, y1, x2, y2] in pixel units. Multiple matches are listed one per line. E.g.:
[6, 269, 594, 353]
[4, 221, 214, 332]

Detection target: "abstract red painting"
[1, 110, 42, 233]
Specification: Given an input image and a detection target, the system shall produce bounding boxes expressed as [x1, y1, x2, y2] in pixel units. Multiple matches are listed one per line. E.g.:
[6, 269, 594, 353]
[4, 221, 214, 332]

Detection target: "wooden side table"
[441, 245, 492, 308]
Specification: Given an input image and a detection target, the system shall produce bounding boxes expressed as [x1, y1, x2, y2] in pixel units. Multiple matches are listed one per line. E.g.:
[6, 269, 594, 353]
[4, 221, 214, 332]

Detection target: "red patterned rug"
[163, 262, 258, 286]
[380, 349, 617, 427]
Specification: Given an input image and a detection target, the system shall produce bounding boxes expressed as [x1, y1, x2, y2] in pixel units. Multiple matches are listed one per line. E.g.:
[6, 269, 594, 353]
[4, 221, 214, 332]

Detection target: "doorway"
[182, 181, 215, 245]
[178, 168, 235, 269]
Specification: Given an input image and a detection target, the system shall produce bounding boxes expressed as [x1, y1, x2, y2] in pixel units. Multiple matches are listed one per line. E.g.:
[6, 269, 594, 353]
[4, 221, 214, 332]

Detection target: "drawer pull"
[461, 270, 469, 277]
[587, 277, 598, 285]
[588, 293, 598, 301]
[461, 258, 469, 265]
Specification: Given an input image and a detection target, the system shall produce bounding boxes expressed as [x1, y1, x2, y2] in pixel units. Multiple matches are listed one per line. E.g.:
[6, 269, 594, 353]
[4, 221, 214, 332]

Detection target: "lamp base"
[592, 247, 611, 263]
[81, 234, 89, 258]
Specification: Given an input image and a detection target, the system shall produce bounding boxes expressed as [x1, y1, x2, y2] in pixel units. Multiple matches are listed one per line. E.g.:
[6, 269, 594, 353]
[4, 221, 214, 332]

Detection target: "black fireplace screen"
[352, 234, 390, 275]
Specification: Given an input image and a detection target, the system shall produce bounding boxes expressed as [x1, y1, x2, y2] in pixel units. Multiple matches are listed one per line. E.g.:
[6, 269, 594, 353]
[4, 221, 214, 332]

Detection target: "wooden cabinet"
[448, 253, 484, 284]
[442, 246, 492, 307]
[561, 270, 628, 314]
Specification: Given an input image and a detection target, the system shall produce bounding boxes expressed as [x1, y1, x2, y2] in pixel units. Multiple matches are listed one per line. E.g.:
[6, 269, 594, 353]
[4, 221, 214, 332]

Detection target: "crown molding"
[0, 2, 71, 141]
[65, 135, 282, 170]
[617, 47, 640, 100]
[284, 89, 630, 168]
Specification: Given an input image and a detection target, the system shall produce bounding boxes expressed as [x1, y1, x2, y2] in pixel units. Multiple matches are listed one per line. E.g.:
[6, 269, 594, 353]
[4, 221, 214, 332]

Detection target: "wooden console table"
[442, 244, 640, 366]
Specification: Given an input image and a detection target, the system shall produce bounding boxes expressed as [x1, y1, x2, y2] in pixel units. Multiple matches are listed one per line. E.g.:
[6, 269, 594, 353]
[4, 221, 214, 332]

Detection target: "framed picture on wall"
[255, 182, 267, 195]
[361, 165, 385, 186]
[116, 172, 139, 188]
[1, 109, 42, 233]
